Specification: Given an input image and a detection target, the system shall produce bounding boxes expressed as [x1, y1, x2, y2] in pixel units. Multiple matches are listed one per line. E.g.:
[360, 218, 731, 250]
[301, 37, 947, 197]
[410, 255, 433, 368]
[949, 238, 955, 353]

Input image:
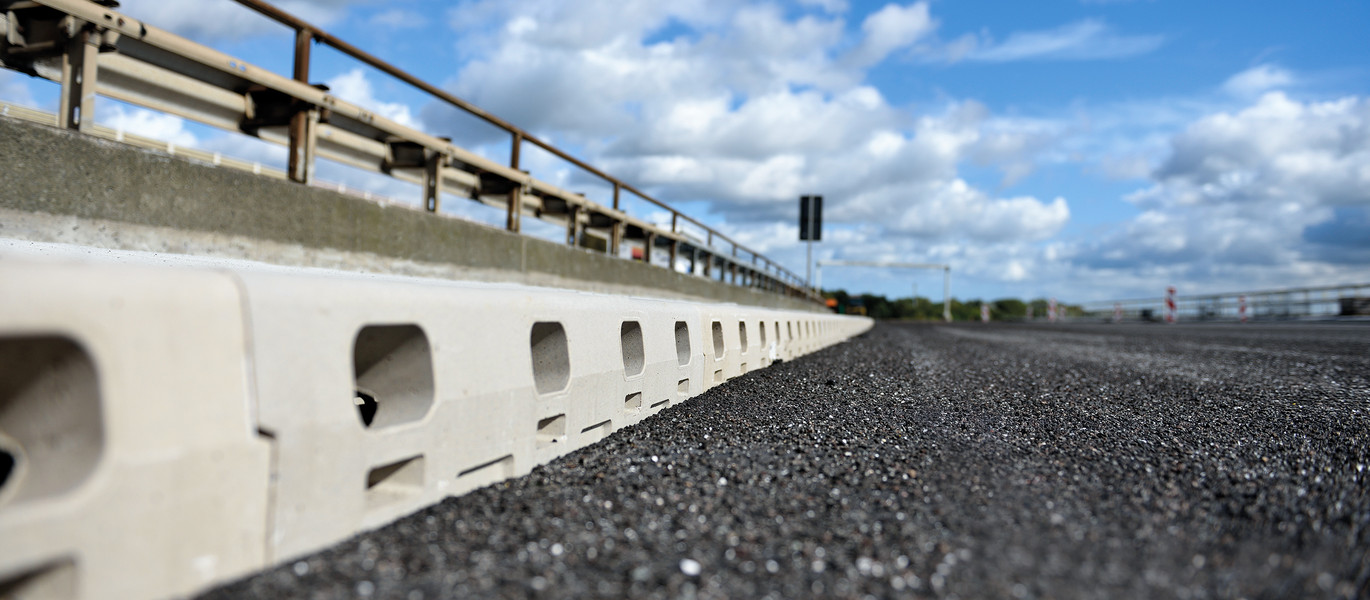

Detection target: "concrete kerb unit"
[0, 246, 873, 599]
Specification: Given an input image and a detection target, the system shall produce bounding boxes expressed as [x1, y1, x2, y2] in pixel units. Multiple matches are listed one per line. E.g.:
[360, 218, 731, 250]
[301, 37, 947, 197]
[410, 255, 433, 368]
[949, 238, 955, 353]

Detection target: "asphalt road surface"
[205, 322, 1370, 599]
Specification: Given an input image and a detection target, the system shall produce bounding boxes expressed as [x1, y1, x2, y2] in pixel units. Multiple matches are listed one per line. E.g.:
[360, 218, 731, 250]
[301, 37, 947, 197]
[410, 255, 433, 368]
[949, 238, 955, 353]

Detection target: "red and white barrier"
[1113, 303, 1123, 323]
[1165, 286, 1177, 324]
[1048, 298, 1058, 323]
[1239, 295, 1248, 323]
[980, 304, 990, 323]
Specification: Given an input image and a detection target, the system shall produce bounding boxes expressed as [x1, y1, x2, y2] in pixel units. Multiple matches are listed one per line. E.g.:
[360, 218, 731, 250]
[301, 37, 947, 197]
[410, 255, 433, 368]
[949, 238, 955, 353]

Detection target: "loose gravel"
[205, 322, 1370, 599]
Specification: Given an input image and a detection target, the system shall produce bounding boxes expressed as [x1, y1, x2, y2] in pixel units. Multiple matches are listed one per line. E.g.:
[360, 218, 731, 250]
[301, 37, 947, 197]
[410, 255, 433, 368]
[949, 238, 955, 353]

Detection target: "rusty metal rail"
[0, 0, 819, 302]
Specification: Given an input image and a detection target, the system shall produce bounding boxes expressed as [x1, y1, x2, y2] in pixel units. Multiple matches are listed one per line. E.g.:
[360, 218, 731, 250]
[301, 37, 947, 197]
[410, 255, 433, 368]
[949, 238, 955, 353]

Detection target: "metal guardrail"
[1083, 283, 1370, 322]
[0, 0, 821, 302]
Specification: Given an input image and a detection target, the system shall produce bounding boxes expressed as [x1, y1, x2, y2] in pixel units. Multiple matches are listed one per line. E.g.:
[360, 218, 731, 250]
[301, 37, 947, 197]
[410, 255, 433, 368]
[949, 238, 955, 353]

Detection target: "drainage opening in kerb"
[530, 322, 570, 395]
[738, 321, 748, 354]
[759, 321, 767, 348]
[352, 324, 434, 429]
[0, 558, 77, 600]
[537, 414, 567, 448]
[365, 455, 425, 510]
[0, 335, 103, 507]
[711, 321, 724, 359]
[674, 321, 690, 366]
[621, 321, 644, 377]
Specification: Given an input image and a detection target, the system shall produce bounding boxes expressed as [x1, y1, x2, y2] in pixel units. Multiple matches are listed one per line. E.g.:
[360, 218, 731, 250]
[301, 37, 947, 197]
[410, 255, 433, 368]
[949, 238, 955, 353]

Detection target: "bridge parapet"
[0, 0, 817, 303]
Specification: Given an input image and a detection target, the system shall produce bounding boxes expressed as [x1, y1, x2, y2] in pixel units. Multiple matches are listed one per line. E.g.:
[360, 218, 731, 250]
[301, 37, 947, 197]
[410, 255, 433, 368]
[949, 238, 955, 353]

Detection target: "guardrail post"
[510, 130, 522, 169]
[423, 153, 443, 212]
[287, 29, 313, 183]
[566, 205, 579, 245]
[506, 185, 523, 232]
[58, 30, 98, 132]
[644, 232, 655, 264]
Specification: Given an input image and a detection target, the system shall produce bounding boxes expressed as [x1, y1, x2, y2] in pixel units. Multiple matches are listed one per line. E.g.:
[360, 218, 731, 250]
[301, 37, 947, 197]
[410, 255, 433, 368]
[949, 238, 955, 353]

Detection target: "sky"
[2, 0, 1367, 303]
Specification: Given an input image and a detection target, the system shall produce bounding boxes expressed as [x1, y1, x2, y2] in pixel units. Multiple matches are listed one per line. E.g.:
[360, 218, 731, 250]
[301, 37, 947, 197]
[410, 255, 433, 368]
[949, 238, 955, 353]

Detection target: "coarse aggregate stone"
[204, 322, 1370, 599]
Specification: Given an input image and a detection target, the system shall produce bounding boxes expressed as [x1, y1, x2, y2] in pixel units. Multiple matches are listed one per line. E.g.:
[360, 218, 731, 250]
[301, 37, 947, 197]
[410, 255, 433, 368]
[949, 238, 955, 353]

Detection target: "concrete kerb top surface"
[0, 115, 821, 313]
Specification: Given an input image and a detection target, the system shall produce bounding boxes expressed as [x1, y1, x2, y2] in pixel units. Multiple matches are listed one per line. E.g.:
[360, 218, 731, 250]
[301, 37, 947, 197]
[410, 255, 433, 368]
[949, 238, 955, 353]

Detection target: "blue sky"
[3, 0, 1367, 303]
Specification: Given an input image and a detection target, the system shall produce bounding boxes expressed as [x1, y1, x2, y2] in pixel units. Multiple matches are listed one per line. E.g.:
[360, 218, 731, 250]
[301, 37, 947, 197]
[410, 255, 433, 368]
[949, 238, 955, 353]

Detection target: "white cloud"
[419, 0, 1073, 264]
[1145, 92, 1370, 209]
[944, 19, 1164, 63]
[1221, 64, 1295, 97]
[323, 69, 422, 129]
[1068, 91, 1370, 290]
[844, 3, 936, 67]
[99, 105, 199, 147]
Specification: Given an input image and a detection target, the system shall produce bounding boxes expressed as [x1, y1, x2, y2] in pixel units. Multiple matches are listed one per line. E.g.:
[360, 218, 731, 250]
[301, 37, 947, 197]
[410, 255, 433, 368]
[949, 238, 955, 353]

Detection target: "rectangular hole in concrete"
[530, 322, 570, 395]
[677, 378, 689, 395]
[740, 362, 747, 374]
[674, 321, 690, 366]
[759, 321, 767, 348]
[650, 399, 669, 409]
[620, 321, 644, 377]
[537, 414, 566, 448]
[713, 369, 723, 383]
[352, 324, 434, 429]
[711, 321, 724, 359]
[0, 336, 103, 507]
[580, 420, 612, 444]
[457, 454, 514, 488]
[0, 558, 77, 600]
[625, 391, 643, 410]
[738, 321, 748, 354]
[365, 455, 424, 510]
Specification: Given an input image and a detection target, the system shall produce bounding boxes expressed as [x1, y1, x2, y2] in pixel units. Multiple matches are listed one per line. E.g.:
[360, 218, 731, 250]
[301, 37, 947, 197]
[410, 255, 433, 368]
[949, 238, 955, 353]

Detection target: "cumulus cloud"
[420, 1, 1069, 256]
[1070, 91, 1370, 288]
[1143, 92, 1370, 210]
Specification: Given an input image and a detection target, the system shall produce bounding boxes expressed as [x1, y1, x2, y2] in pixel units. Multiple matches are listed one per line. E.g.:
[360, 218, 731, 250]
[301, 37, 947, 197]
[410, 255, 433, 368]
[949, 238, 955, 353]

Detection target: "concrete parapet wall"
[0, 243, 871, 599]
[0, 115, 818, 312]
